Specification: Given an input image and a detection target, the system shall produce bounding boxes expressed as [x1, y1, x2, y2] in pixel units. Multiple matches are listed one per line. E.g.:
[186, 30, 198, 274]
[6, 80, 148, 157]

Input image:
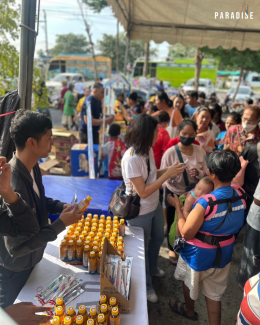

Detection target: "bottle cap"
[76, 227, 81, 233]
[77, 240, 83, 246]
[82, 231, 87, 237]
[93, 241, 99, 247]
[56, 306, 63, 316]
[97, 232, 103, 237]
[52, 316, 60, 325]
[90, 251, 95, 258]
[93, 246, 99, 252]
[61, 240, 66, 245]
[85, 240, 91, 246]
[64, 235, 69, 240]
[120, 219, 125, 224]
[74, 231, 80, 237]
[100, 215, 106, 220]
[97, 314, 105, 322]
[113, 216, 118, 221]
[100, 304, 107, 313]
[109, 297, 117, 306]
[87, 196, 92, 201]
[99, 251, 102, 257]
[94, 236, 99, 242]
[64, 316, 72, 325]
[100, 295, 106, 303]
[71, 235, 76, 241]
[105, 233, 110, 238]
[118, 246, 123, 252]
[110, 237, 116, 242]
[86, 236, 92, 242]
[93, 214, 98, 218]
[118, 236, 123, 242]
[79, 235, 85, 241]
[89, 307, 97, 316]
[79, 305, 86, 313]
[110, 241, 115, 247]
[89, 232, 95, 238]
[56, 297, 64, 305]
[84, 245, 90, 251]
[78, 222, 83, 227]
[68, 240, 74, 245]
[67, 306, 75, 315]
[87, 213, 92, 218]
[111, 307, 119, 316]
[87, 320, 94, 325]
[107, 216, 112, 221]
[76, 315, 84, 324]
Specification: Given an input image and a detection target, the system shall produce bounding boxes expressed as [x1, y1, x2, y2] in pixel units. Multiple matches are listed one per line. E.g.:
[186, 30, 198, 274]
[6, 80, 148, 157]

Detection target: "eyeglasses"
[242, 117, 255, 123]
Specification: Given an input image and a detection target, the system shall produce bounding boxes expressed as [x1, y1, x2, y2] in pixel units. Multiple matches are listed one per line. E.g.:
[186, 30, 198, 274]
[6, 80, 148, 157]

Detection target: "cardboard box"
[52, 131, 75, 149]
[70, 143, 99, 177]
[100, 238, 130, 313]
[39, 159, 71, 176]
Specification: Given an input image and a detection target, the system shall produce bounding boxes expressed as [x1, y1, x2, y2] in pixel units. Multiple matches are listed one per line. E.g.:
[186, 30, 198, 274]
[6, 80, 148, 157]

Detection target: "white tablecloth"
[17, 226, 148, 325]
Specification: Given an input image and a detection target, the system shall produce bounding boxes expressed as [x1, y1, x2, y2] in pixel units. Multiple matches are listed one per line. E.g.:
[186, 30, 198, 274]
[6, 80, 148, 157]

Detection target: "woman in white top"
[161, 119, 208, 265]
[122, 114, 185, 303]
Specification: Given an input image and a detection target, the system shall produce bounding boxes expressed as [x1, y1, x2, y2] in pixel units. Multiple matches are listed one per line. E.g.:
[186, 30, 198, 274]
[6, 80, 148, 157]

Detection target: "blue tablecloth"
[43, 176, 121, 219]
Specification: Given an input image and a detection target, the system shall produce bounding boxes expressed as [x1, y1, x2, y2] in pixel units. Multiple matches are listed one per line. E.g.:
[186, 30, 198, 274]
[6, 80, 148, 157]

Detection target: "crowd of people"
[1, 80, 260, 325]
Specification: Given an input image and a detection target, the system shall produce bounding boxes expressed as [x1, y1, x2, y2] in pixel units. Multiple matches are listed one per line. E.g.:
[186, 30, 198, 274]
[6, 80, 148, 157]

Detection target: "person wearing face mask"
[223, 105, 260, 156]
[160, 119, 208, 265]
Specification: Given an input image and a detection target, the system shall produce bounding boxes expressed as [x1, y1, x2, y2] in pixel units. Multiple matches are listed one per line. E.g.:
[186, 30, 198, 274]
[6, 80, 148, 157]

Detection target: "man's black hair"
[109, 123, 121, 137]
[246, 98, 253, 105]
[93, 83, 104, 90]
[10, 109, 52, 150]
[199, 92, 206, 99]
[125, 114, 158, 155]
[186, 90, 198, 100]
[205, 149, 241, 183]
[150, 105, 159, 113]
[128, 92, 138, 102]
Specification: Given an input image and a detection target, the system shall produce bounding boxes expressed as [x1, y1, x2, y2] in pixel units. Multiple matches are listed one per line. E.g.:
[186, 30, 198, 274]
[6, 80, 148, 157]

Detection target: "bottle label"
[119, 226, 125, 237]
[68, 248, 75, 261]
[77, 200, 86, 213]
[60, 247, 68, 261]
[110, 317, 120, 325]
[83, 253, 88, 268]
[88, 258, 97, 274]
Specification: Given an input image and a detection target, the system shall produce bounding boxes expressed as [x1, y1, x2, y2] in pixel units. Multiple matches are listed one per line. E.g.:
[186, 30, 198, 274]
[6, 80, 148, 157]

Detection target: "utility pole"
[43, 10, 49, 79]
[116, 20, 119, 73]
[77, 0, 98, 80]
[124, 36, 130, 75]
[143, 42, 150, 77]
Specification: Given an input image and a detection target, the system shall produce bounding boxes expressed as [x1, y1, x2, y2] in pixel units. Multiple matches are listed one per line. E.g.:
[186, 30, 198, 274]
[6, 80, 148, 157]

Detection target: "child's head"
[155, 110, 170, 129]
[147, 105, 158, 115]
[194, 177, 214, 198]
[108, 123, 121, 138]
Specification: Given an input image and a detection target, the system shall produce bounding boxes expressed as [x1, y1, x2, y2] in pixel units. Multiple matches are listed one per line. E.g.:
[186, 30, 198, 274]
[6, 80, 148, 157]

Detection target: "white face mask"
[242, 122, 258, 133]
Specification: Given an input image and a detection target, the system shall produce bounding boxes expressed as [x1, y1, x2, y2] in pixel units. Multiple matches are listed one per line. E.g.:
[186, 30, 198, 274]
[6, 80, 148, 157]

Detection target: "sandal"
[169, 300, 198, 321]
[169, 256, 178, 266]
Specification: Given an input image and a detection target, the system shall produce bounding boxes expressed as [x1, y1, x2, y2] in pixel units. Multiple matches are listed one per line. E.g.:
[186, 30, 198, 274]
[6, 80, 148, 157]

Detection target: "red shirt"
[152, 125, 170, 169]
[164, 137, 200, 153]
[60, 87, 68, 111]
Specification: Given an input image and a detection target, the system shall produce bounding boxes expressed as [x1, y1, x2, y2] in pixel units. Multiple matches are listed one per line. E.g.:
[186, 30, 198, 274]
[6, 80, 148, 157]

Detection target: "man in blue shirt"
[185, 91, 201, 117]
[79, 83, 114, 144]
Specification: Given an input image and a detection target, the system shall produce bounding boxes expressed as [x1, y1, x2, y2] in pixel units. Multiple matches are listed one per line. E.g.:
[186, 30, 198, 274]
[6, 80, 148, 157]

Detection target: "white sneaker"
[155, 268, 165, 278]
[147, 291, 158, 303]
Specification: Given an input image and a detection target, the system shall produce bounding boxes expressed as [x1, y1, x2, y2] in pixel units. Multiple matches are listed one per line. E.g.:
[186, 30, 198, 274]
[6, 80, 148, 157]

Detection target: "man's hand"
[105, 116, 114, 124]
[0, 157, 11, 193]
[5, 302, 53, 325]
[63, 203, 72, 210]
[59, 204, 82, 227]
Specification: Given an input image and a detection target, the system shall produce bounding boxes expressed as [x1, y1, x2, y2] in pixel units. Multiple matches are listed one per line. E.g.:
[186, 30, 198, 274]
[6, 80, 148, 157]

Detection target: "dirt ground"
[148, 228, 245, 325]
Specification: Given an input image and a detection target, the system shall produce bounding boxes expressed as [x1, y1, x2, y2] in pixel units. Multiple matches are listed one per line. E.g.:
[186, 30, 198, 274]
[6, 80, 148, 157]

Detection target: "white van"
[245, 72, 260, 88]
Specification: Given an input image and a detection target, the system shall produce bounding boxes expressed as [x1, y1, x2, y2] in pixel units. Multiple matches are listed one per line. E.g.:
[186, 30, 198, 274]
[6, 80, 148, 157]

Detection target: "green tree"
[97, 33, 158, 71]
[168, 43, 196, 58]
[0, 0, 20, 95]
[83, 0, 107, 12]
[50, 33, 90, 56]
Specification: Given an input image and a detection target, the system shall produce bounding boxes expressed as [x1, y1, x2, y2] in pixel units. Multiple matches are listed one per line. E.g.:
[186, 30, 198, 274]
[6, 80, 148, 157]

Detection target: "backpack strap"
[231, 184, 247, 208]
[174, 145, 191, 191]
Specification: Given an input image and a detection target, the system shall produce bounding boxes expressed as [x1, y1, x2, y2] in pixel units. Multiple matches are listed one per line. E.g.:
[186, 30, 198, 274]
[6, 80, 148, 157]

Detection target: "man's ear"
[26, 137, 36, 149]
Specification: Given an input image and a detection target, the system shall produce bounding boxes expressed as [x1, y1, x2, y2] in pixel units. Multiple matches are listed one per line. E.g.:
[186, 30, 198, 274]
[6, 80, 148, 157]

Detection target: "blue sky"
[13, 0, 170, 59]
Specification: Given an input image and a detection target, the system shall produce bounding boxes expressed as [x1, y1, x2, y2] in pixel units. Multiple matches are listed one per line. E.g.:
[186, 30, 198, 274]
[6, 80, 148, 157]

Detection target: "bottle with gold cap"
[117, 246, 124, 259]
[108, 298, 118, 314]
[67, 240, 75, 261]
[117, 237, 124, 248]
[88, 251, 97, 274]
[119, 219, 125, 237]
[88, 307, 97, 323]
[83, 245, 91, 268]
[113, 216, 118, 222]
[97, 313, 106, 325]
[55, 306, 65, 324]
[82, 231, 88, 239]
[60, 240, 68, 261]
[63, 316, 72, 325]
[77, 196, 92, 214]
[64, 234, 69, 243]
[76, 240, 84, 261]
[75, 315, 84, 325]
[71, 235, 77, 249]
[100, 215, 106, 221]
[85, 240, 91, 249]
[55, 297, 65, 314]
[98, 295, 107, 313]
[86, 236, 92, 244]
[87, 213, 92, 218]
[79, 235, 85, 242]
[77, 305, 88, 324]
[66, 306, 76, 324]
[107, 216, 112, 222]
[96, 251, 102, 274]
[109, 307, 120, 325]
[87, 320, 95, 325]
[52, 316, 60, 325]
[100, 305, 109, 325]
[67, 230, 72, 240]
[93, 245, 99, 258]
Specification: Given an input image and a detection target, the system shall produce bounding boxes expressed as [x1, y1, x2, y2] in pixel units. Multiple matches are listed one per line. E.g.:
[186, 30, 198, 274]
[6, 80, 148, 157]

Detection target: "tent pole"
[18, 0, 30, 109]
[124, 36, 130, 75]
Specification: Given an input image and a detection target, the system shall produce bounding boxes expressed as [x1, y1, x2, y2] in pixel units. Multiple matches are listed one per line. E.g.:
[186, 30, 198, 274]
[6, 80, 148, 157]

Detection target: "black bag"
[108, 157, 150, 220]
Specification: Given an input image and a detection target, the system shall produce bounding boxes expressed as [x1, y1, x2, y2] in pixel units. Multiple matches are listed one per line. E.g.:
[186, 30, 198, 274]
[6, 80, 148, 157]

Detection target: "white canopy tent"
[106, 0, 260, 50]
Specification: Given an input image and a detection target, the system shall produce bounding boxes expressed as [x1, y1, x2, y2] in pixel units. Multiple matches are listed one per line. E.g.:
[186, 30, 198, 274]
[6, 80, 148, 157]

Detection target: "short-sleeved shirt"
[152, 125, 170, 169]
[76, 96, 86, 112]
[121, 147, 159, 215]
[185, 104, 200, 117]
[74, 81, 85, 94]
[222, 124, 260, 155]
[79, 95, 103, 137]
[60, 87, 68, 111]
[63, 90, 75, 116]
[102, 139, 126, 179]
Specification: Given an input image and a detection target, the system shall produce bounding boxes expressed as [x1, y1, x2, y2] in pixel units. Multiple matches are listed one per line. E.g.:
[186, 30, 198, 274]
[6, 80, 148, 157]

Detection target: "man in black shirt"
[79, 83, 114, 144]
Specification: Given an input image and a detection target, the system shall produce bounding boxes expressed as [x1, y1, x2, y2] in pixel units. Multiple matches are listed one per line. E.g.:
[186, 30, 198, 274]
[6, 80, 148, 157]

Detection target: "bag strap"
[174, 145, 190, 189]
[145, 157, 151, 184]
[257, 142, 260, 169]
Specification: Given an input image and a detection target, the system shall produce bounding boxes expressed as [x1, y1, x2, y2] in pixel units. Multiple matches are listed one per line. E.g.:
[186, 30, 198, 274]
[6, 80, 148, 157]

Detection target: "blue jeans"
[128, 203, 164, 294]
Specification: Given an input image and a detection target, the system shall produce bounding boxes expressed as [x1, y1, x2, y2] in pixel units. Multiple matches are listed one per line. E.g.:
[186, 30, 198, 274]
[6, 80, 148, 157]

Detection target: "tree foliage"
[168, 43, 196, 58]
[0, 0, 20, 95]
[83, 0, 107, 13]
[50, 33, 91, 56]
[97, 33, 158, 71]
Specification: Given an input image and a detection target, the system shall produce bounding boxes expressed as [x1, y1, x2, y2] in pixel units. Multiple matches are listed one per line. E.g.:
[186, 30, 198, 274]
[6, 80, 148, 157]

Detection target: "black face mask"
[179, 136, 195, 146]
